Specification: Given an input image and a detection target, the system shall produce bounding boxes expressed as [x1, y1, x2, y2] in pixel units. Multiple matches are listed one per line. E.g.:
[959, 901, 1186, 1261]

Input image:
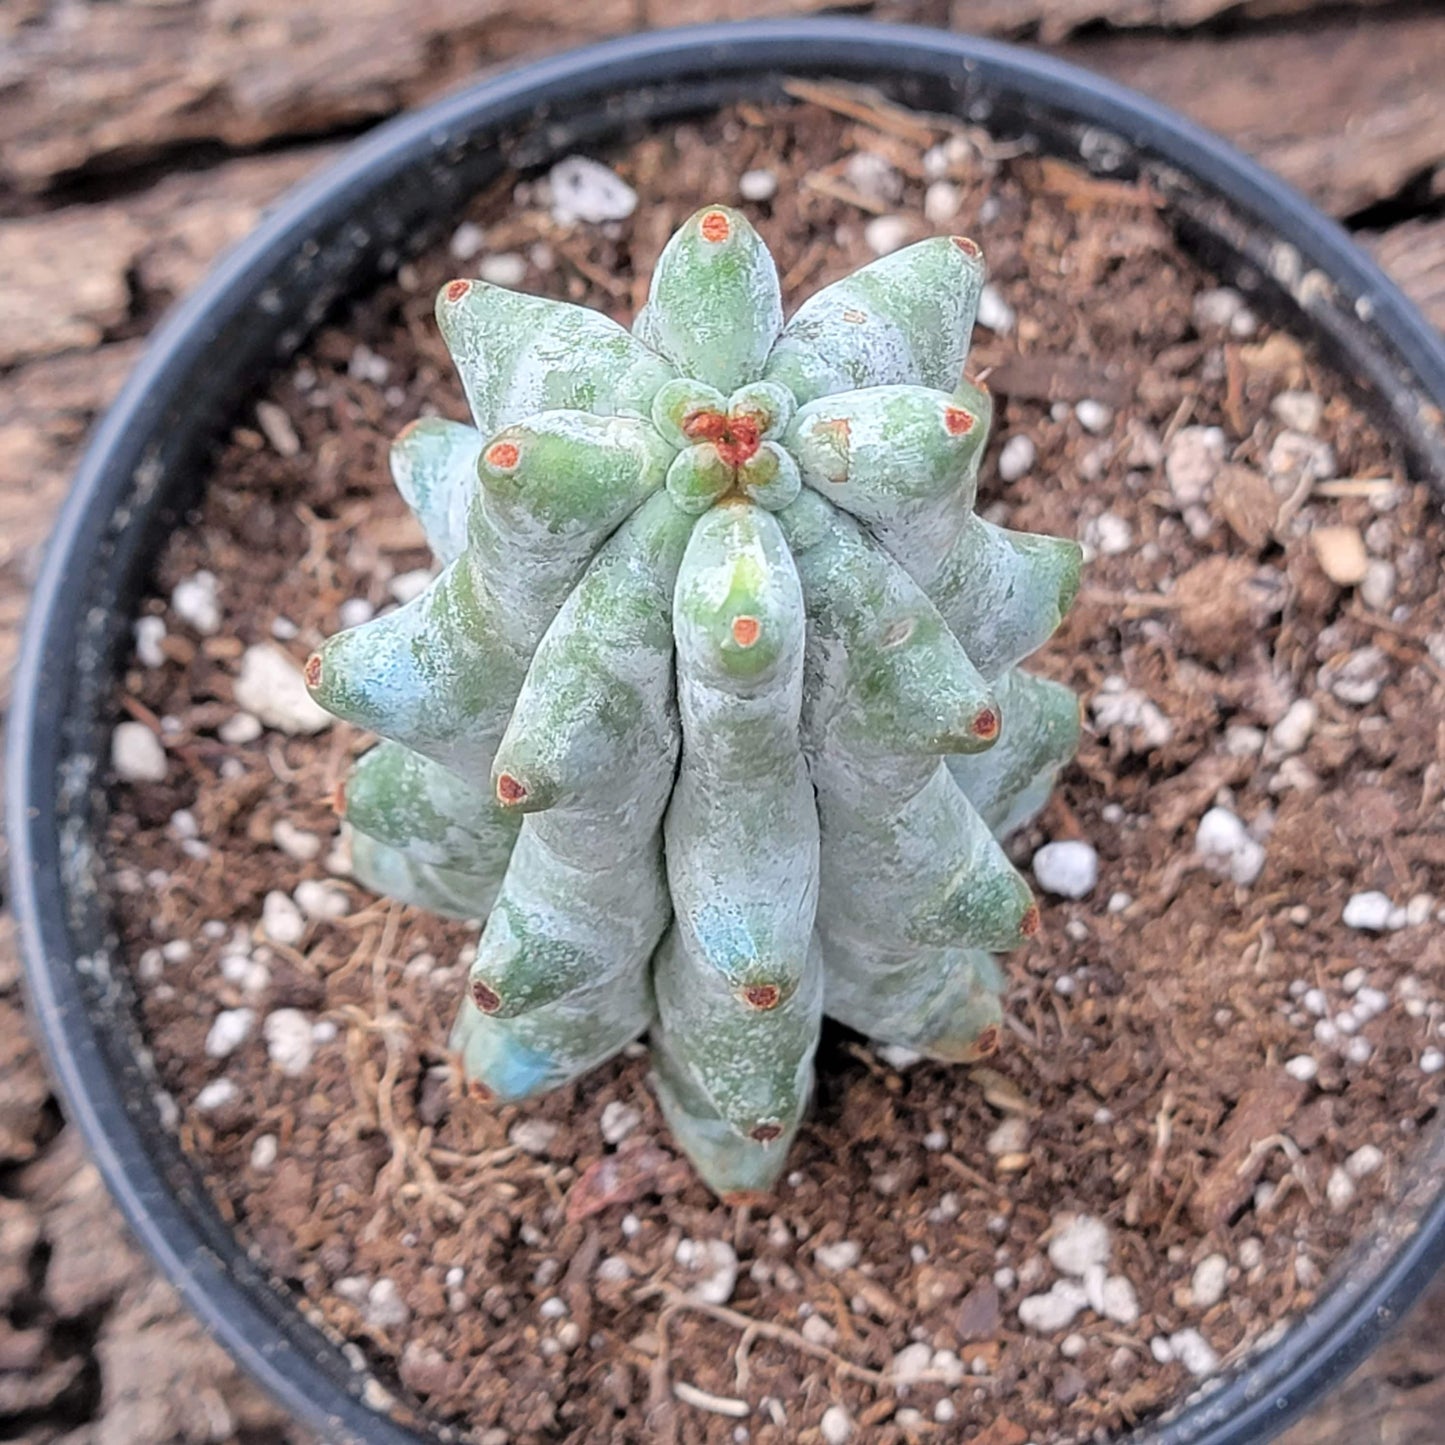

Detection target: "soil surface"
[94, 91, 1445, 1444]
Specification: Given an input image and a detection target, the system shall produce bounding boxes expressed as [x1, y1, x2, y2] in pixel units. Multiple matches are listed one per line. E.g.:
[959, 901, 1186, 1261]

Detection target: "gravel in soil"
[103, 92, 1445, 1443]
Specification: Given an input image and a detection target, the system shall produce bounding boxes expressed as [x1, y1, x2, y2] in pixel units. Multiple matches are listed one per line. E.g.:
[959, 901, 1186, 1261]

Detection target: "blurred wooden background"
[1, 2, 1443, 1439]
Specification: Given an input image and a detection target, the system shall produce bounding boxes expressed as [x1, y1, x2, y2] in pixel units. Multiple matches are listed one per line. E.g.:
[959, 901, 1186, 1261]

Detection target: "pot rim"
[9, 18, 1445, 1445]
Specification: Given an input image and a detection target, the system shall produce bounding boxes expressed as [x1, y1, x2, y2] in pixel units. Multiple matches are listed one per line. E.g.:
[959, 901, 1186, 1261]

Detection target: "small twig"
[802, 171, 891, 216]
[637, 1283, 960, 1389]
[672, 1381, 749, 1418]
[781, 77, 937, 147]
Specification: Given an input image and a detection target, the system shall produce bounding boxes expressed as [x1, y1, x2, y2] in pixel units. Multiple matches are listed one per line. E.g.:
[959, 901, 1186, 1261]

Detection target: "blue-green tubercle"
[306, 207, 1081, 1200]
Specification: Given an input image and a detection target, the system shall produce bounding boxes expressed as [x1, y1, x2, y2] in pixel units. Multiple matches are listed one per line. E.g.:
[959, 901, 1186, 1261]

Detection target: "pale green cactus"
[305, 206, 1081, 1199]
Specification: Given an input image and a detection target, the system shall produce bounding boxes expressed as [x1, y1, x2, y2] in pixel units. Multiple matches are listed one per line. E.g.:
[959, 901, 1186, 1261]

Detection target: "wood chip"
[780, 78, 938, 148]
[1311, 525, 1369, 585]
[1214, 464, 1280, 551]
[1191, 1074, 1309, 1230]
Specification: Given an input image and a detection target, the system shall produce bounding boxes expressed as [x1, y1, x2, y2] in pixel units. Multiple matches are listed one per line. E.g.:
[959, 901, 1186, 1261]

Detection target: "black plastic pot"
[9, 18, 1445, 1444]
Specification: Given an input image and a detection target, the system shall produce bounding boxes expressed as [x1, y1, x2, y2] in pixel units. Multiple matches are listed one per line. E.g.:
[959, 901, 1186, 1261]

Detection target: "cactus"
[306, 207, 1081, 1199]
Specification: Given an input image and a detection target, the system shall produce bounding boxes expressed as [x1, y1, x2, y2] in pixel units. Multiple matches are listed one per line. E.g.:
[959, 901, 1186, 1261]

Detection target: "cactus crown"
[307, 205, 1082, 1199]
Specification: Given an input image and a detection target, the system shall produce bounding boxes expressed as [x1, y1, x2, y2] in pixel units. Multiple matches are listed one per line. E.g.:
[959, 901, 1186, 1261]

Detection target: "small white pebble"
[1361, 559, 1396, 611]
[676, 1238, 738, 1306]
[171, 570, 221, 635]
[1171, 1328, 1220, 1378]
[263, 1008, 315, 1077]
[1302, 988, 1328, 1017]
[1346, 1144, 1384, 1179]
[739, 168, 778, 202]
[1194, 807, 1266, 886]
[478, 252, 527, 288]
[923, 179, 960, 225]
[1342, 967, 1368, 995]
[1268, 430, 1335, 484]
[1192, 1254, 1229, 1311]
[996, 433, 1036, 483]
[1089, 511, 1133, 556]
[1314, 1019, 1339, 1047]
[922, 1129, 948, 1151]
[1166, 426, 1226, 507]
[595, 1256, 630, 1285]
[349, 349, 390, 390]
[994, 1267, 1017, 1291]
[1224, 725, 1265, 758]
[234, 644, 332, 735]
[205, 1008, 255, 1059]
[1099, 1275, 1139, 1325]
[1048, 1214, 1112, 1277]
[977, 283, 1016, 335]
[844, 151, 902, 204]
[1285, 1055, 1318, 1083]
[877, 1044, 923, 1070]
[250, 1134, 278, 1170]
[272, 819, 322, 862]
[366, 1278, 411, 1330]
[1345, 1037, 1373, 1065]
[1018, 1280, 1089, 1333]
[547, 156, 637, 224]
[218, 712, 263, 745]
[1032, 840, 1098, 899]
[449, 221, 486, 260]
[1322, 646, 1389, 706]
[600, 1100, 641, 1145]
[1355, 987, 1389, 1020]
[134, 615, 168, 668]
[510, 1119, 559, 1155]
[1343, 891, 1393, 931]
[1107, 892, 1132, 914]
[1060, 1332, 1086, 1359]
[934, 1399, 957, 1424]
[270, 616, 298, 641]
[1327, 1167, 1356, 1212]
[111, 722, 167, 783]
[1421, 1049, 1445, 1075]
[337, 596, 375, 629]
[987, 1117, 1030, 1156]
[864, 214, 911, 257]
[196, 1078, 239, 1111]
[1270, 700, 1317, 756]
[1270, 390, 1322, 434]
[1407, 894, 1435, 927]
[820, 1404, 853, 1445]
[814, 1240, 861, 1273]
[261, 890, 306, 947]
[1193, 287, 1247, 331]
[389, 568, 433, 606]
[294, 878, 350, 920]
[1075, 399, 1113, 434]
[1150, 1335, 1175, 1364]
[891, 1341, 934, 1384]
[161, 939, 191, 964]
[1239, 1239, 1264, 1270]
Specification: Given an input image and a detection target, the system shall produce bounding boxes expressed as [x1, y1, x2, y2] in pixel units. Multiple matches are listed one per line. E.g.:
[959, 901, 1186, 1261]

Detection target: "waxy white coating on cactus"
[306, 205, 1082, 1198]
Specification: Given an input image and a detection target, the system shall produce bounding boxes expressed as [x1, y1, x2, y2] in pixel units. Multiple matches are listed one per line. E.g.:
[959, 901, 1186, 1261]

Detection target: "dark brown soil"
[103, 91, 1445, 1444]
